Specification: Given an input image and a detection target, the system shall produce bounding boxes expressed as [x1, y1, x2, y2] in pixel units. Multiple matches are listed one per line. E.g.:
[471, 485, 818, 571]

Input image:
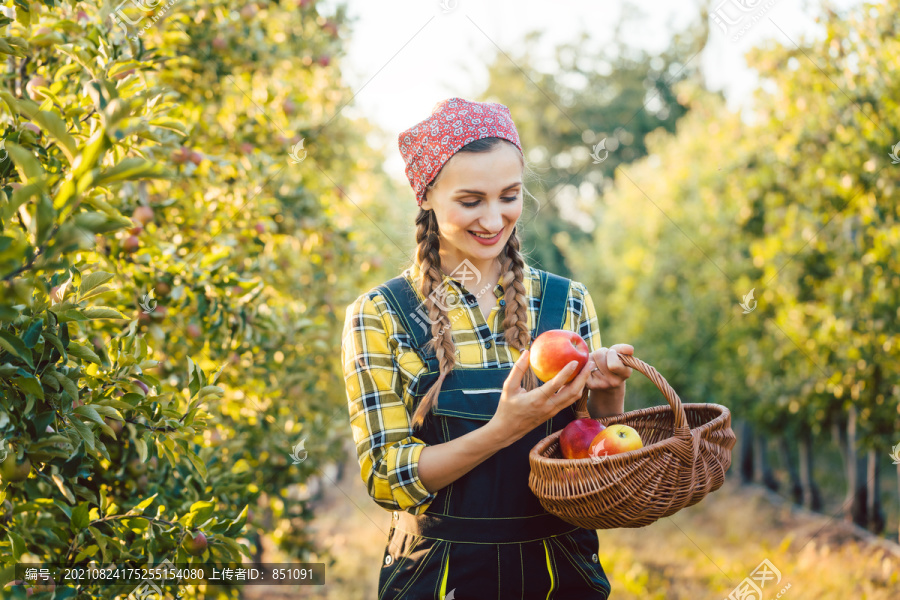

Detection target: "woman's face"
[421, 142, 524, 267]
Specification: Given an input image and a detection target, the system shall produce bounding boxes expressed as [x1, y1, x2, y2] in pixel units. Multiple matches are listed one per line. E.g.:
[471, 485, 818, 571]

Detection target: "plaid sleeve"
[341, 292, 436, 515]
[568, 281, 602, 353]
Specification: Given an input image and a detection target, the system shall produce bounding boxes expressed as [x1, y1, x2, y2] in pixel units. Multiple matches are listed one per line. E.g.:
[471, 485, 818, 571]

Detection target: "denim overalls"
[374, 269, 612, 600]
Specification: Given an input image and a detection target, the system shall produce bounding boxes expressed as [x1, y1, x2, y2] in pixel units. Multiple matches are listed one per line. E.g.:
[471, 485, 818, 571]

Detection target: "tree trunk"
[797, 429, 822, 511]
[779, 435, 803, 504]
[844, 405, 868, 527]
[753, 430, 779, 491]
[739, 420, 754, 484]
[866, 449, 884, 534]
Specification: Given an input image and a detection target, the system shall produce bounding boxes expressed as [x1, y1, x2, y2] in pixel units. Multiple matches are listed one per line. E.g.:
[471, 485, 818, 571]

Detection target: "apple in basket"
[589, 424, 643, 458]
[559, 418, 606, 459]
[529, 329, 590, 384]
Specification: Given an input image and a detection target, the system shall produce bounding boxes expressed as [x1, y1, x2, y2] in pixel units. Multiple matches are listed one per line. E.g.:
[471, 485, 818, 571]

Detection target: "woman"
[341, 97, 634, 599]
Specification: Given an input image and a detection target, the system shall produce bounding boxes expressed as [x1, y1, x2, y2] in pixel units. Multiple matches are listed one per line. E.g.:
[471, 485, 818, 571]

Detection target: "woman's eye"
[461, 195, 518, 208]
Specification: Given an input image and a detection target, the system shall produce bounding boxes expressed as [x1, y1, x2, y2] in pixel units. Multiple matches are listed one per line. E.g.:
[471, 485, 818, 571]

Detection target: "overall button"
[385, 554, 393, 566]
[484, 340, 492, 349]
[592, 553, 599, 563]
[393, 511, 399, 520]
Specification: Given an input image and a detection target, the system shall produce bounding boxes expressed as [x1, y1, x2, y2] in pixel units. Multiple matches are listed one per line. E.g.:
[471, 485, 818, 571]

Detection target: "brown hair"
[410, 137, 543, 429]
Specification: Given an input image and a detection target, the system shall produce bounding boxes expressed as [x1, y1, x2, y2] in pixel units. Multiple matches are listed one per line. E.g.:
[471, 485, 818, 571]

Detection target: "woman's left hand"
[585, 344, 634, 391]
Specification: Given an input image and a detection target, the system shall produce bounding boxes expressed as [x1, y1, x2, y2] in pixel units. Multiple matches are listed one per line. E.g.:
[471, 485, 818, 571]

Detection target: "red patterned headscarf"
[398, 97, 523, 206]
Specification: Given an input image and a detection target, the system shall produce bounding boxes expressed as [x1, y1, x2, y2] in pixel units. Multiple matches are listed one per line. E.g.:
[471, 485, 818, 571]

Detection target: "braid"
[410, 208, 457, 429]
[500, 227, 540, 392]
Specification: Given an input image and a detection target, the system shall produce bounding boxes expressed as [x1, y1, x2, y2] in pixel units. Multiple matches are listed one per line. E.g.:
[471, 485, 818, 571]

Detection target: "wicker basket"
[528, 354, 736, 529]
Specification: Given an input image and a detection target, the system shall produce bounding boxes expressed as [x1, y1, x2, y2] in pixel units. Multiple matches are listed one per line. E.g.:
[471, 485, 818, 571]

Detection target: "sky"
[320, 0, 867, 182]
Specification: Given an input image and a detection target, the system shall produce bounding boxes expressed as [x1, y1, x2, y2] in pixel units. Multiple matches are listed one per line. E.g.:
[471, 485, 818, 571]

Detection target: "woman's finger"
[504, 349, 530, 393]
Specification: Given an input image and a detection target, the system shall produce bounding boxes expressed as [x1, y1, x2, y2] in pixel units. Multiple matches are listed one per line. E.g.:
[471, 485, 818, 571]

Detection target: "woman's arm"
[419, 351, 591, 493]
[417, 419, 509, 493]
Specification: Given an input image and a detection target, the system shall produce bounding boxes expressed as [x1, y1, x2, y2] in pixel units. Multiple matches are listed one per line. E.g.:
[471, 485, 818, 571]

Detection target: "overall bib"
[374, 270, 612, 600]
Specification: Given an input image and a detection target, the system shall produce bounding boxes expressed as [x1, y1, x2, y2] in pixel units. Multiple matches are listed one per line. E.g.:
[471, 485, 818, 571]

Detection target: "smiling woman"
[341, 97, 616, 599]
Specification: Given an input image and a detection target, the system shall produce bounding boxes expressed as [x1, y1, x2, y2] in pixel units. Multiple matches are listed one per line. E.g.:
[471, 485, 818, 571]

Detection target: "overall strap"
[374, 276, 440, 372]
[533, 268, 571, 339]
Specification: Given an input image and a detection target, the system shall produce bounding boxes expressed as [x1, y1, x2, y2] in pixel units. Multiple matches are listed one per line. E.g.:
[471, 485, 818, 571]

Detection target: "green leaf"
[79, 271, 115, 296]
[8, 531, 25, 561]
[66, 342, 101, 364]
[189, 500, 215, 525]
[93, 158, 173, 187]
[186, 452, 208, 482]
[52, 473, 77, 504]
[88, 525, 108, 563]
[135, 437, 148, 463]
[2, 140, 44, 181]
[12, 373, 44, 399]
[225, 504, 249, 537]
[74, 405, 105, 426]
[126, 493, 158, 517]
[72, 211, 132, 234]
[82, 307, 126, 320]
[21, 318, 43, 348]
[0, 330, 35, 368]
[0, 91, 77, 164]
[43, 331, 68, 362]
[68, 417, 95, 451]
[71, 501, 90, 532]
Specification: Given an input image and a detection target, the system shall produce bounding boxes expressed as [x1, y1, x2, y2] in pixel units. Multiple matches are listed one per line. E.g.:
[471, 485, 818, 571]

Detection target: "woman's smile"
[468, 229, 503, 245]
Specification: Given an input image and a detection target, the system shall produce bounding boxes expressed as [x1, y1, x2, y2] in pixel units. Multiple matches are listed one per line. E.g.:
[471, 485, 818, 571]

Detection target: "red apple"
[212, 36, 227, 51]
[182, 530, 207, 556]
[559, 418, 606, 459]
[132, 205, 154, 225]
[172, 146, 192, 164]
[189, 150, 203, 166]
[22, 122, 41, 136]
[186, 323, 201, 339]
[155, 281, 171, 296]
[316, 54, 331, 67]
[239, 142, 254, 154]
[589, 424, 643, 458]
[254, 222, 265, 234]
[25, 76, 48, 101]
[122, 235, 140, 253]
[529, 329, 590, 384]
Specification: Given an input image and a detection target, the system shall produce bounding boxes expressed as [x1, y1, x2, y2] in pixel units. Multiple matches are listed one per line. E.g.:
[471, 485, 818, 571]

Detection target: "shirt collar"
[405, 260, 531, 300]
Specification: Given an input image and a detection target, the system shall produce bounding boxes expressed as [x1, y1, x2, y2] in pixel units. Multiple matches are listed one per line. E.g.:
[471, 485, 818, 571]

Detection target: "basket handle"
[573, 354, 687, 431]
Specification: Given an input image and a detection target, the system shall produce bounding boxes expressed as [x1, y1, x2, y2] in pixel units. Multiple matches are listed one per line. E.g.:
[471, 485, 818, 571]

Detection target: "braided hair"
[409, 137, 542, 429]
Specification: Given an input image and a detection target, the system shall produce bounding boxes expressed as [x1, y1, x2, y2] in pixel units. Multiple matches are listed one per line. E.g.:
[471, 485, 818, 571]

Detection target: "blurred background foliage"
[0, 0, 898, 598]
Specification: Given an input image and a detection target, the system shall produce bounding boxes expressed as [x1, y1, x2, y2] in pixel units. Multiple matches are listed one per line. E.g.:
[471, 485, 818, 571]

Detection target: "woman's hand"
[487, 349, 593, 447]
[585, 344, 634, 392]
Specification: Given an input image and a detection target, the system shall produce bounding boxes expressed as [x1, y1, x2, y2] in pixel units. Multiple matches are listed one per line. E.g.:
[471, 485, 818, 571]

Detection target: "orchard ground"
[243, 452, 900, 600]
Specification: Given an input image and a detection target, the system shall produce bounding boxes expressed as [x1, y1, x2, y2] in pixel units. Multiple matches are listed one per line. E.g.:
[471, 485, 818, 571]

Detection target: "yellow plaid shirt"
[340, 260, 602, 514]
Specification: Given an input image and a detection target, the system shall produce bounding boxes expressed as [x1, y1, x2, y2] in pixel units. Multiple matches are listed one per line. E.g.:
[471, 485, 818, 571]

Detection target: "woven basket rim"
[529, 401, 732, 463]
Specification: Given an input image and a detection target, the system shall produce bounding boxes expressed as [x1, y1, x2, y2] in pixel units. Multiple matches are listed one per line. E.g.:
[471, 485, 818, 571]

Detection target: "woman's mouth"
[468, 230, 502, 245]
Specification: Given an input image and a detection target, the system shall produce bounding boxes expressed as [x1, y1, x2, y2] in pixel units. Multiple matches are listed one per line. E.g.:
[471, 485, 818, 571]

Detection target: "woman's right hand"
[488, 349, 593, 447]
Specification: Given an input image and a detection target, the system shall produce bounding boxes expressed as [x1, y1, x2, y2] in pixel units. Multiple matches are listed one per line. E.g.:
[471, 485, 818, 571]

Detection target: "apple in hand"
[529, 329, 590, 383]
[590, 424, 643, 458]
[559, 418, 606, 459]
